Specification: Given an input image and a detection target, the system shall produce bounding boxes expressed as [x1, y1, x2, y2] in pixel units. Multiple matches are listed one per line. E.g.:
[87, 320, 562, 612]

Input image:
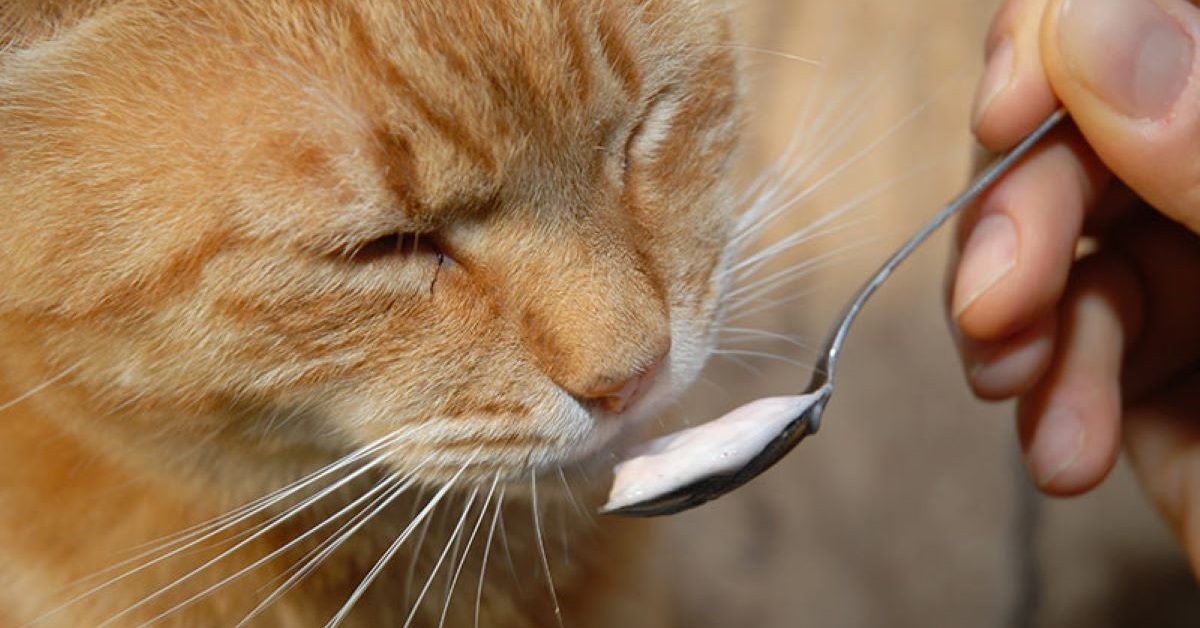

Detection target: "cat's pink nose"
[581, 350, 667, 415]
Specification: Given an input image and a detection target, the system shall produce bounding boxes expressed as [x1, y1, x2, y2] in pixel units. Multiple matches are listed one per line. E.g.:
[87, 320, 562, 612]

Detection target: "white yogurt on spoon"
[602, 393, 823, 513]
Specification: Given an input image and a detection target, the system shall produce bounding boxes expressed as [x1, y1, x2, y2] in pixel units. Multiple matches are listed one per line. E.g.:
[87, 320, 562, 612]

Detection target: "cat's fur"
[0, 1, 741, 625]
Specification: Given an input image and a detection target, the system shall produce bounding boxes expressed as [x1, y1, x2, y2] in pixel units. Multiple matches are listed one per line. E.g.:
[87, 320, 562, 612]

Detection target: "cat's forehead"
[2, 0, 737, 239]
[250, 0, 738, 220]
[330, 1, 733, 153]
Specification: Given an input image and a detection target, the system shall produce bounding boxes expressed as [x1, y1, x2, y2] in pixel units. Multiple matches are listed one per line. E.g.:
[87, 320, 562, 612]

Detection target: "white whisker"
[731, 215, 870, 281]
[717, 355, 765, 377]
[495, 508, 521, 593]
[236, 473, 430, 627]
[712, 349, 811, 369]
[143, 472, 416, 628]
[401, 467, 480, 628]
[99, 449, 399, 627]
[438, 475, 499, 628]
[336, 461, 475, 628]
[727, 237, 883, 309]
[530, 473, 564, 628]
[33, 432, 404, 626]
[403, 487, 438, 607]
[0, 364, 77, 414]
[474, 484, 504, 628]
[715, 43, 820, 66]
[719, 326, 813, 351]
[555, 466, 594, 528]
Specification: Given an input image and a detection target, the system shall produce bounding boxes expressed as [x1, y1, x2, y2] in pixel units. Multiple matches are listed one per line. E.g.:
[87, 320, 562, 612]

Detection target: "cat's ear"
[1, 0, 108, 50]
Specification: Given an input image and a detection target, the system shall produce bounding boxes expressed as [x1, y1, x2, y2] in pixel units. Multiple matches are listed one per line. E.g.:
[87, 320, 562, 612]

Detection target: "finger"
[1016, 252, 1143, 495]
[1112, 216, 1200, 404]
[958, 310, 1056, 400]
[973, 0, 1060, 149]
[1041, 0, 1200, 234]
[1124, 376, 1200, 575]
[951, 127, 1110, 340]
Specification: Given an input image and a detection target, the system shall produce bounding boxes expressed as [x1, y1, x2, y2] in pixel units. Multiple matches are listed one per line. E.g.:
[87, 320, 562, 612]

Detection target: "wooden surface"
[661, 1, 1200, 626]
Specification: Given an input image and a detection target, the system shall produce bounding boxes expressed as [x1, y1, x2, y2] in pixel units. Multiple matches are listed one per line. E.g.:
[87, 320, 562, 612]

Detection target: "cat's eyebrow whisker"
[399, 464, 480, 628]
[437, 474, 500, 628]
[530, 473, 564, 628]
[33, 432, 406, 625]
[474, 482, 505, 628]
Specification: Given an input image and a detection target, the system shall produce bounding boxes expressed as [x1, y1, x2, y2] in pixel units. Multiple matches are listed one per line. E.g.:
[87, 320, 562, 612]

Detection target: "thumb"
[1123, 380, 1200, 575]
[1040, 0, 1200, 233]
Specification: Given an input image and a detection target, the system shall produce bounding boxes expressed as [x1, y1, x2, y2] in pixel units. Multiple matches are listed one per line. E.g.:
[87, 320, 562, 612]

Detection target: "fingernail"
[952, 213, 1018, 317]
[1059, 0, 1194, 120]
[1025, 406, 1085, 487]
[972, 37, 1015, 129]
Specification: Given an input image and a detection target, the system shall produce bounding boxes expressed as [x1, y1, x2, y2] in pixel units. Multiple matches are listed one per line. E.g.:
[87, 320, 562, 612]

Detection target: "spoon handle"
[807, 109, 1069, 418]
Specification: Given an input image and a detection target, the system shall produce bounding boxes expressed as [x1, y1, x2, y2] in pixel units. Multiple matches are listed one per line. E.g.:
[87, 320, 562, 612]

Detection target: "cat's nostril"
[580, 347, 668, 415]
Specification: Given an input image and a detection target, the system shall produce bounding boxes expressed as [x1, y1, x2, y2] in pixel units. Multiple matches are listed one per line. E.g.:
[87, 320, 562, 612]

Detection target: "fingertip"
[1018, 387, 1120, 496]
[953, 133, 1105, 341]
[1015, 255, 1141, 496]
[973, 0, 1060, 150]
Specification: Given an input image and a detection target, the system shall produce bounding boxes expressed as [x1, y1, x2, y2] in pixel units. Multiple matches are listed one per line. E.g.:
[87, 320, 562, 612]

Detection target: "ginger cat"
[0, 1, 742, 625]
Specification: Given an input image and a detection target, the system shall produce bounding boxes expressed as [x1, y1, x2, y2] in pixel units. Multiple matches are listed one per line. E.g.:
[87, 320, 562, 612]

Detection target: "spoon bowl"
[603, 109, 1068, 518]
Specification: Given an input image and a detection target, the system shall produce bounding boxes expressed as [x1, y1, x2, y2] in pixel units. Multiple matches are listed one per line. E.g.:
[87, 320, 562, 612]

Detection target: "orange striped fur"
[0, 1, 741, 625]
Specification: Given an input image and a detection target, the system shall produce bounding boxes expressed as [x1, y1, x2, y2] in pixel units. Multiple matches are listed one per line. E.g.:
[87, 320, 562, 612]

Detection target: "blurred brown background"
[661, 1, 1200, 626]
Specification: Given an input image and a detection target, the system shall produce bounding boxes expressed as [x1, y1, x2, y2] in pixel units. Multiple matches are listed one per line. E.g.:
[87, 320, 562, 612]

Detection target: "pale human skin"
[950, 0, 1200, 575]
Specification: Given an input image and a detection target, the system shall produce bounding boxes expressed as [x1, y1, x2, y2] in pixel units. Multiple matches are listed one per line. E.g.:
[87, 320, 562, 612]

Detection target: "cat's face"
[0, 0, 740, 488]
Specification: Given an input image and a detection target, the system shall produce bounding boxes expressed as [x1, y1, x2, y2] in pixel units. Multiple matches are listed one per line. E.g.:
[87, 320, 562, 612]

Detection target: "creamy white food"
[603, 393, 823, 512]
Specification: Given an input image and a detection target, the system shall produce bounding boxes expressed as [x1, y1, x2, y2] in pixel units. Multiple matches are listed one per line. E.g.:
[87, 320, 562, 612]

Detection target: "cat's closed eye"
[341, 232, 446, 267]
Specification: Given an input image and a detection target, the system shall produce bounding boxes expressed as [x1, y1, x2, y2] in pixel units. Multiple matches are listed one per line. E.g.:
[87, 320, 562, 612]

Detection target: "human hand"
[950, 0, 1200, 574]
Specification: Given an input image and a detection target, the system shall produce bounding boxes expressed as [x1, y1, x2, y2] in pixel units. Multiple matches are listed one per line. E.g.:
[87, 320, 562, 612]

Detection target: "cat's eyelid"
[624, 85, 682, 169]
[338, 231, 445, 265]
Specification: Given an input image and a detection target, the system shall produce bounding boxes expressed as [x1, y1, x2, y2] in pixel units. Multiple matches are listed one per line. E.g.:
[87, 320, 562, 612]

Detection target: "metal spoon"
[605, 109, 1069, 518]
